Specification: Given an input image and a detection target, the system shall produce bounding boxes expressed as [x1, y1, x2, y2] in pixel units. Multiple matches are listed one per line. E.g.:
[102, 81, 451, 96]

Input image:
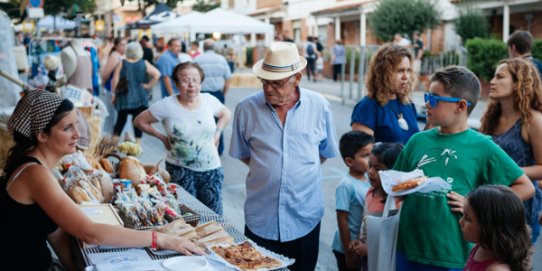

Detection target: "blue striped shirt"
[229, 88, 339, 241]
[195, 51, 231, 92]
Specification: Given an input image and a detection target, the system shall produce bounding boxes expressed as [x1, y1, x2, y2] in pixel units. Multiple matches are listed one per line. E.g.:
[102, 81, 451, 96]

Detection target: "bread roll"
[99, 158, 114, 173]
[118, 156, 147, 185]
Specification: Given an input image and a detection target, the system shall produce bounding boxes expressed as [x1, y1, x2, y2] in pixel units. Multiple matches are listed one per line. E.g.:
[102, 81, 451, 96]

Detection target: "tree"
[454, 7, 490, 42]
[192, 0, 220, 12]
[9, 0, 96, 16]
[368, 0, 440, 42]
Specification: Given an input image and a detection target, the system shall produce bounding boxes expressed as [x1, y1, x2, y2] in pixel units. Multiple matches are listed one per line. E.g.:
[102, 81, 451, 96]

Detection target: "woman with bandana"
[0, 90, 204, 270]
[350, 44, 419, 144]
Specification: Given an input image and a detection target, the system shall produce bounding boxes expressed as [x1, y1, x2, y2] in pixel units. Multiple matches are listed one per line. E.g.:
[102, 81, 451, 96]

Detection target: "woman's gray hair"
[125, 41, 143, 60]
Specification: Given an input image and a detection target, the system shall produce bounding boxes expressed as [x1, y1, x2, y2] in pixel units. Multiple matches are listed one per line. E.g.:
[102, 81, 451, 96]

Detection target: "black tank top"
[0, 156, 58, 270]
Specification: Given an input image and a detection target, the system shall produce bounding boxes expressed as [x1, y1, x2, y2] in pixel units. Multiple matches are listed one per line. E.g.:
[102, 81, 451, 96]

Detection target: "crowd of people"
[2, 28, 542, 271]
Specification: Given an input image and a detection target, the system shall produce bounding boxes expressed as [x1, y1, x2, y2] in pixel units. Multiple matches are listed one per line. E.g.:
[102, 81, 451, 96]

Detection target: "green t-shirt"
[393, 128, 523, 268]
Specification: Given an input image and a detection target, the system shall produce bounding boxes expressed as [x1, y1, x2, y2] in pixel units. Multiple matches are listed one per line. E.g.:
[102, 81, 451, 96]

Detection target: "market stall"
[58, 144, 293, 271]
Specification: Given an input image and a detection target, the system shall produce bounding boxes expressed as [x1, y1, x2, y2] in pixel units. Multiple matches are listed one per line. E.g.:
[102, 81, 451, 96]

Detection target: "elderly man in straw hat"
[229, 42, 338, 270]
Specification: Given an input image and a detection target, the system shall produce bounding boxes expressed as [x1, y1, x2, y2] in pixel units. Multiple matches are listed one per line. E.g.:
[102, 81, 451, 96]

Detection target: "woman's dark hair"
[4, 99, 74, 174]
[109, 37, 124, 56]
[467, 185, 532, 271]
[371, 142, 403, 169]
[172, 62, 205, 84]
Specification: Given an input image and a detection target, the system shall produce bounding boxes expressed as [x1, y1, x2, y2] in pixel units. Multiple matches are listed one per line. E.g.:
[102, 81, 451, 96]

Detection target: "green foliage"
[465, 38, 507, 82]
[533, 39, 542, 61]
[246, 47, 254, 66]
[42, 0, 96, 15]
[368, 0, 440, 42]
[192, 0, 220, 12]
[454, 7, 490, 42]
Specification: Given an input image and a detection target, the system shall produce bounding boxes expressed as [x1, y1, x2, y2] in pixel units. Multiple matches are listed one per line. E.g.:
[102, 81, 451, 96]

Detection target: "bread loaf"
[119, 156, 147, 185]
[99, 158, 114, 173]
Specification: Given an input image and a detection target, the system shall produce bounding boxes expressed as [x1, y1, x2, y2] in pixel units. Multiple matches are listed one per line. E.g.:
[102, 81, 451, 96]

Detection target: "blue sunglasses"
[424, 93, 472, 107]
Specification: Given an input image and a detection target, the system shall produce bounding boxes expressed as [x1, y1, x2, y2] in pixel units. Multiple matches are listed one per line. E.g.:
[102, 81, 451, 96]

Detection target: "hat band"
[262, 61, 300, 73]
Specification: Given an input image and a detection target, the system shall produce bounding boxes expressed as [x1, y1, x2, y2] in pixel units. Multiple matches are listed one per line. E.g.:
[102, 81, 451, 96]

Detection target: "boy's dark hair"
[507, 30, 533, 54]
[430, 66, 480, 115]
[339, 131, 374, 160]
[140, 35, 150, 42]
[467, 185, 532, 271]
[371, 142, 403, 169]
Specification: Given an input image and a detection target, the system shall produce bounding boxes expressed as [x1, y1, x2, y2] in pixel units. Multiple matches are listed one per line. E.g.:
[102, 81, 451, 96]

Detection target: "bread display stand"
[75, 187, 292, 271]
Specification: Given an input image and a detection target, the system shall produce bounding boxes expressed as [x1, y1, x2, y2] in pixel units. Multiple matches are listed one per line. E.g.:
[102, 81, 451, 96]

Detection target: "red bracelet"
[151, 231, 158, 251]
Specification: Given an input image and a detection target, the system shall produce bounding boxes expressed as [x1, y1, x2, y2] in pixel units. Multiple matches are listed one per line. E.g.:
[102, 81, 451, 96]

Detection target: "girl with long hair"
[480, 58, 542, 243]
[461, 185, 532, 271]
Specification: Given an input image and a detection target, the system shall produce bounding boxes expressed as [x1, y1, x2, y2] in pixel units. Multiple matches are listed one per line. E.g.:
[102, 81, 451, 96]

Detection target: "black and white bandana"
[7, 90, 63, 138]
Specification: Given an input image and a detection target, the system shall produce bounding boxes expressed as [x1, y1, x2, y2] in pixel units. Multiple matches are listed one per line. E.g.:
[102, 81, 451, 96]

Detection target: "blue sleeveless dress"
[493, 119, 542, 243]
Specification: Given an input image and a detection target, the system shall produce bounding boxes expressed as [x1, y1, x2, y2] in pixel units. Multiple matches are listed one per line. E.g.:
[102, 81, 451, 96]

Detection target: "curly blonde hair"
[366, 44, 414, 105]
[480, 58, 542, 134]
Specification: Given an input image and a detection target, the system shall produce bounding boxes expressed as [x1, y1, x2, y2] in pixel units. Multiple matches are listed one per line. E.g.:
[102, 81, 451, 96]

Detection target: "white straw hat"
[253, 42, 307, 80]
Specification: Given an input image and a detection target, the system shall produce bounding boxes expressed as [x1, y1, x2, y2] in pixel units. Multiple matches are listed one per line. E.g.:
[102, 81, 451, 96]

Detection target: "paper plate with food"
[207, 240, 294, 271]
[380, 169, 452, 196]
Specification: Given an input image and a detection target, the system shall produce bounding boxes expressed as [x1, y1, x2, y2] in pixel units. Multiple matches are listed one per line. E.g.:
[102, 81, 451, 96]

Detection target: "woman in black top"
[0, 90, 203, 270]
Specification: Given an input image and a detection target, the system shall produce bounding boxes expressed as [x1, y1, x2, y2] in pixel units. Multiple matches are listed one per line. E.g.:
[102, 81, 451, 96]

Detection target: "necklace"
[389, 100, 409, 131]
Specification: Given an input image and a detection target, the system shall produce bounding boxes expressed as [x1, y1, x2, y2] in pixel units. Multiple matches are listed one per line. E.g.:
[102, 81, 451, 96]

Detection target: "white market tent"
[37, 15, 76, 30]
[150, 11, 204, 34]
[151, 8, 274, 45]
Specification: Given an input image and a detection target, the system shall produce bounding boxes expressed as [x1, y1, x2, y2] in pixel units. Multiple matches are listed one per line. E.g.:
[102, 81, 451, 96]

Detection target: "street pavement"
[136, 73, 542, 271]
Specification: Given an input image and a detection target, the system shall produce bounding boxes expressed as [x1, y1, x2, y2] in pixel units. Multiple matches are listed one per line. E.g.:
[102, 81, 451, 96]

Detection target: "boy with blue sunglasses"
[392, 66, 534, 270]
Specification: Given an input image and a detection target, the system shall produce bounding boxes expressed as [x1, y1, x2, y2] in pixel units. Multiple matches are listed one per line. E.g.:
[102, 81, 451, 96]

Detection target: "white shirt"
[149, 93, 224, 171]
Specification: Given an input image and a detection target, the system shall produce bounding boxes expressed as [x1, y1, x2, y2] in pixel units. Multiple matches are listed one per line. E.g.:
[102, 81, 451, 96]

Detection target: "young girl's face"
[368, 153, 387, 189]
[459, 199, 481, 244]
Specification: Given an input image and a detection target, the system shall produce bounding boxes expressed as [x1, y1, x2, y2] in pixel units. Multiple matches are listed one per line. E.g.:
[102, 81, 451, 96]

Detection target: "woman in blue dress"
[351, 44, 419, 144]
[480, 58, 542, 243]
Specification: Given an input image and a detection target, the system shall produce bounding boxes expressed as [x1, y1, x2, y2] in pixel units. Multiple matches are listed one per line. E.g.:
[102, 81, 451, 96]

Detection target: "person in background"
[101, 37, 126, 92]
[332, 131, 373, 271]
[140, 35, 154, 66]
[156, 38, 181, 98]
[154, 37, 166, 62]
[350, 142, 404, 271]
[230, 42, 338, 271]
[178, 41, 192, 63]
[393, 33, 411, 47]
[111, 42, 160, 145]
[100, 37, 126, 135]
[189, 41, 201, 59]
[479, 58, 542, 243]
[195, 39, 232, 156]
[351, 44, 419, 144]
[507, 30, 542, 78]
[135, 62, 231, 214]
[332, 40, 346, 82]
[412, 31, 424, 76]
[305, 36, 318, 82]
[461, 185, 532, 271]
[0, 90, 204, 270]
[393, 65, 534, 270]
